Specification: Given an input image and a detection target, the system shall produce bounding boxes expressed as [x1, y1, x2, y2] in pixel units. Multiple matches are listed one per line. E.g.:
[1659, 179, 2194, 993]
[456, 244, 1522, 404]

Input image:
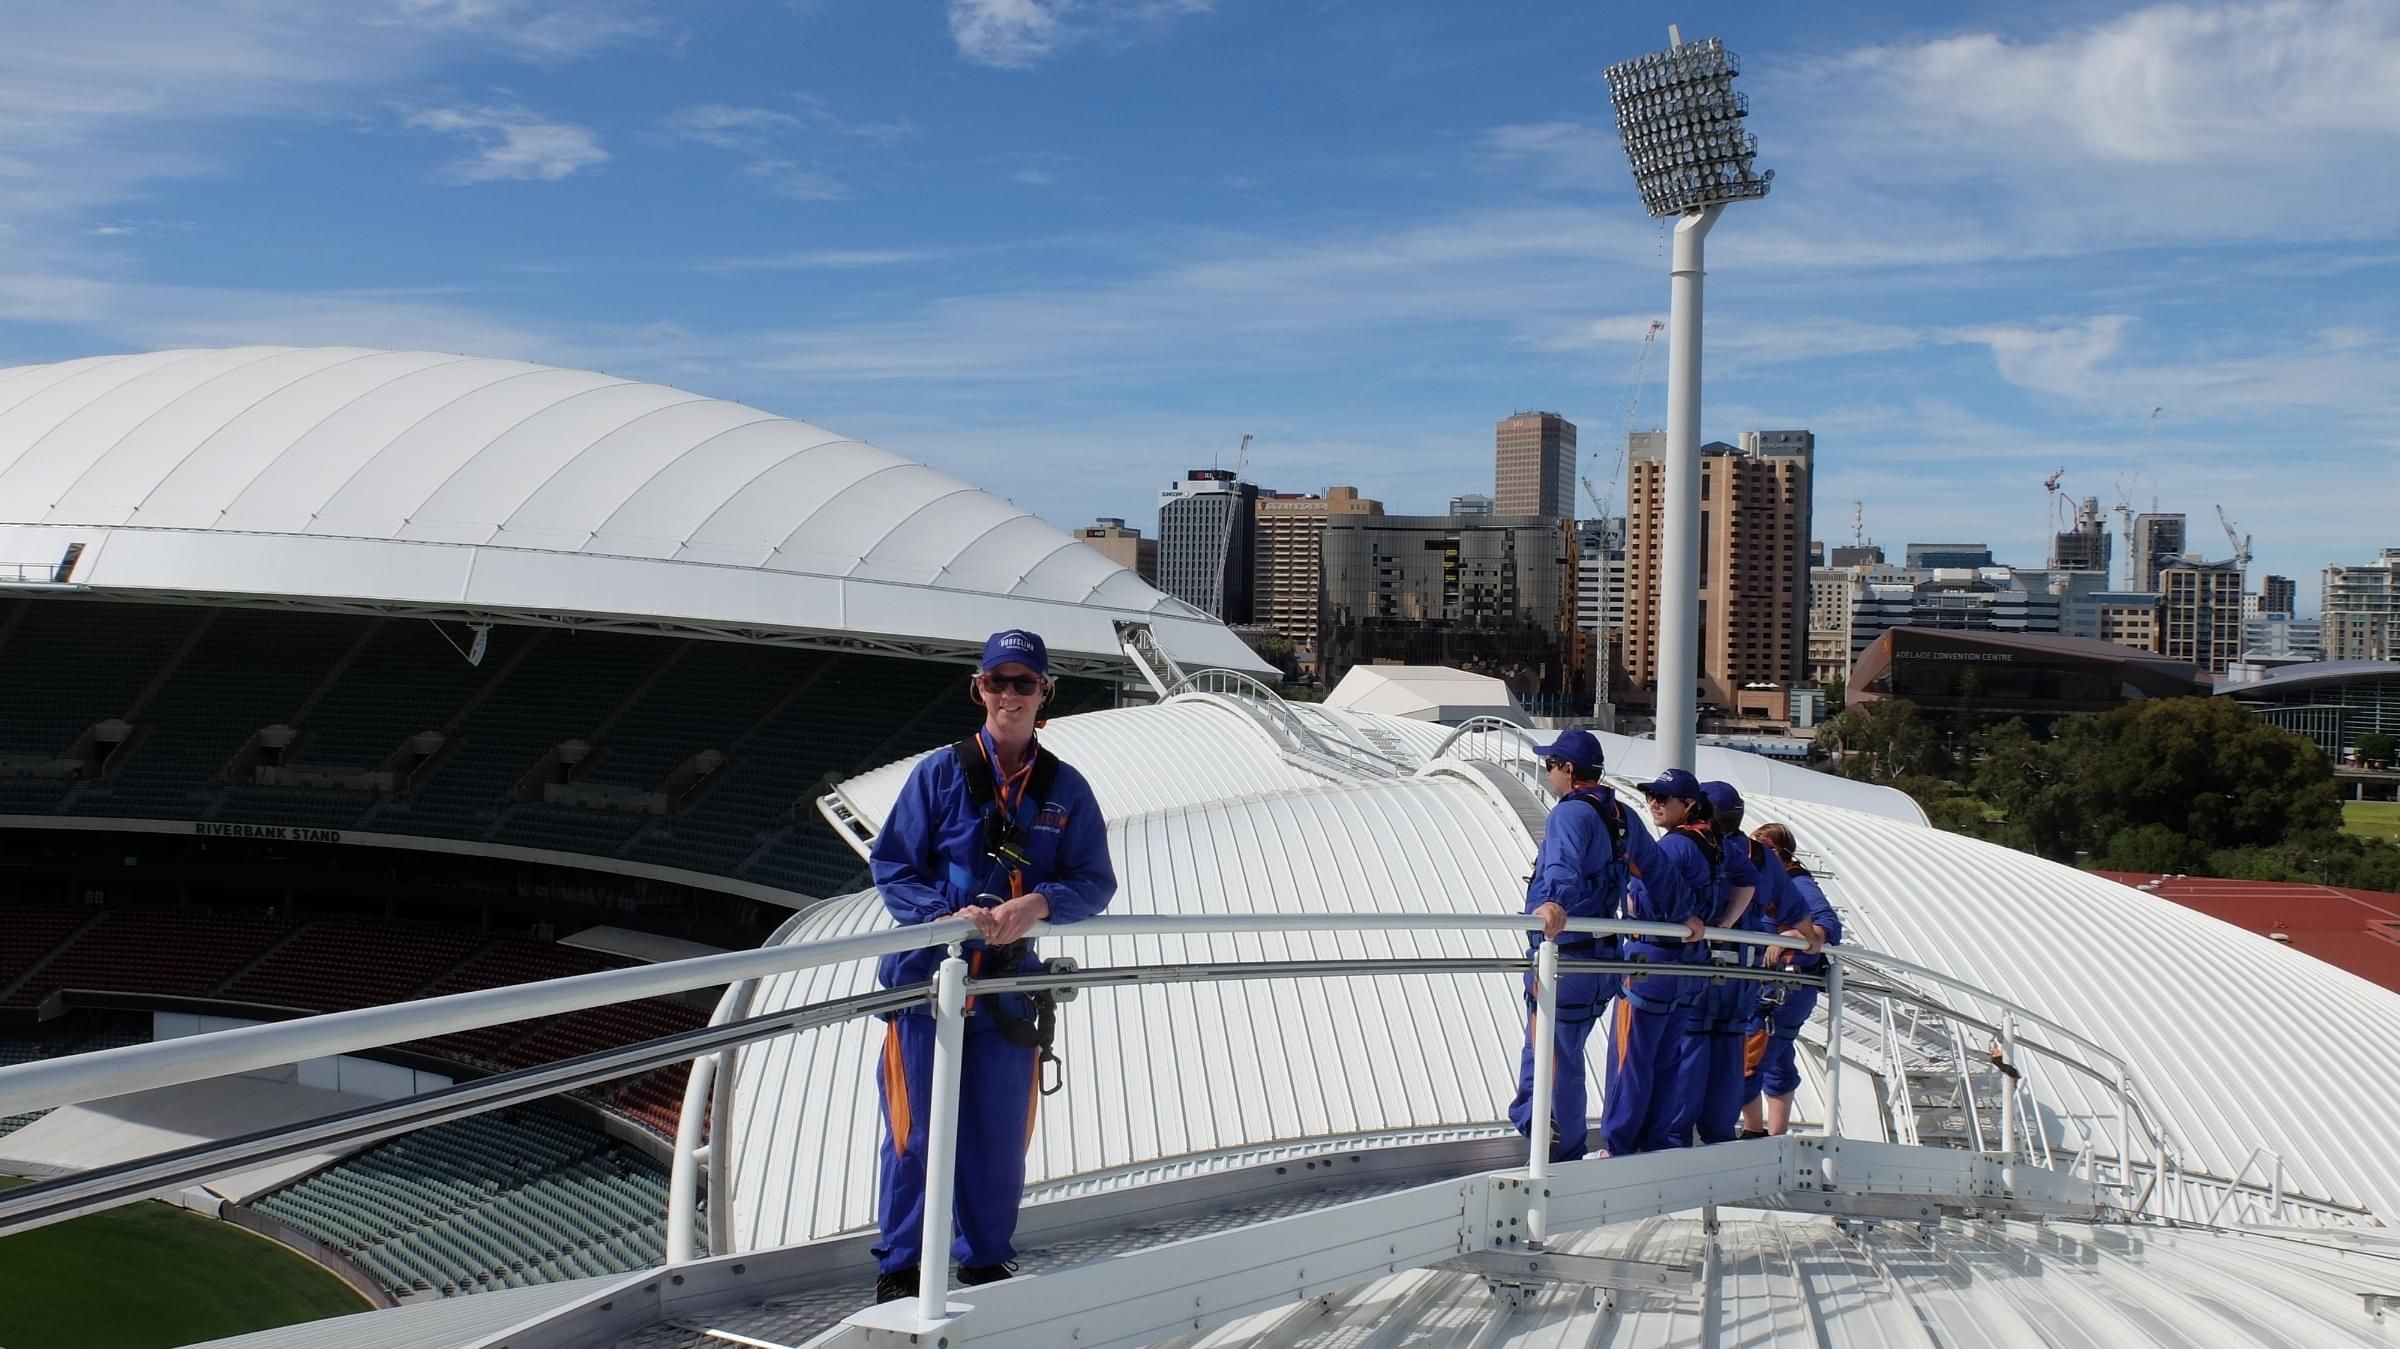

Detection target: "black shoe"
[958, 1261, 1018, 1286]
[874, 1269, 917, 1303]
[1738, 1128, 1771, 1140]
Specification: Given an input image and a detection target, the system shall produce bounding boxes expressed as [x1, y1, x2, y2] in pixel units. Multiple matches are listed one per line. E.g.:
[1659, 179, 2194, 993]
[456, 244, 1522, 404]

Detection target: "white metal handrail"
[0, 905, 2287, 1323]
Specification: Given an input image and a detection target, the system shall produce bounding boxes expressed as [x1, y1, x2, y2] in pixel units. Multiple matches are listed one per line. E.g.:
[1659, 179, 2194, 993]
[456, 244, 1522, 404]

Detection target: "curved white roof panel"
[729, 695, 2400, 1254]
[0, 347, 1266, 675]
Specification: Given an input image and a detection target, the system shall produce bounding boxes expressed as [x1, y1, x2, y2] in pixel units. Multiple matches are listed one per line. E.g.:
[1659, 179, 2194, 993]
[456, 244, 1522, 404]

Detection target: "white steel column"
[664, 1052, 716, 1263]
[1655, 204, 1722, 772]
[917, 946, 971, 1316]
[1526, 939, 1560, 1241]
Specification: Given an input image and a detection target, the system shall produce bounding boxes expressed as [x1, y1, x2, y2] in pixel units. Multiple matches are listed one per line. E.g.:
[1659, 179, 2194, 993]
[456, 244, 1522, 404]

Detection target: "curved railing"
[0, 902, 2304, 1257]
[0, 907, 2362, 1320]
[1165, 669, 1410, 778]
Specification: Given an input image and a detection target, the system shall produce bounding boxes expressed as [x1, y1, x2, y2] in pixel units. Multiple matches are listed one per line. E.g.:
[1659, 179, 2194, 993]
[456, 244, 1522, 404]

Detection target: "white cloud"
[1761, 0, 2400, 253]
[660, 94, 906, 201]
[406, 104, 609, 182]
[947, 0, 1211, 70]
[702, 248, 965, 272]
[741, 160, 847, 201]
[382, 0, 664, 62]
[662, 103, 801, 151]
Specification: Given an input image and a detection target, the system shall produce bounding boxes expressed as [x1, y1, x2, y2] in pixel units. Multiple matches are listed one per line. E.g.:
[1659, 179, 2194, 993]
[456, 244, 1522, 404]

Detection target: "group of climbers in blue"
[1506, 728, 1841, 1164]
[860, 629, 1842, 1305]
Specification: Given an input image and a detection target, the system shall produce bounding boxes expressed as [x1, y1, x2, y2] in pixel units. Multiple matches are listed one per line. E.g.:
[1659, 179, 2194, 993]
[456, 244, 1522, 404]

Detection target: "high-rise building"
[2093, 591, 2161, 653]
[1319, 513, 1579, 698]
[2014, 566, 2116, 640]
[1253, 485, 1382, 672]
[2158, 561, 2245, 673]
[1807, 560, 1907, 685]
[1158, 469, 1261, 623]
[1828, 543, 1885, 567]
[1494, 411, 1576, 519]
[2259, 574, 2297, 616]
[2050, 496, 2112, 576]
[1448, 493, 1494, 517]
[2323, 549, 2400, 661]
[1624, 429, 1814, 708]
[1072, 518, 1158, 585]
[1575, 520, 1630, 637]
[1848, 570, 2063, 666]
[2132, 513, 2187, 593]
[2242, 612, 2322, 662]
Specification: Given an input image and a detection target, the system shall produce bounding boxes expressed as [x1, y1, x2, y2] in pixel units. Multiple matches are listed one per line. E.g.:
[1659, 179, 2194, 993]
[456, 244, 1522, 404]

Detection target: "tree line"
[1814, 695, 2400, 892]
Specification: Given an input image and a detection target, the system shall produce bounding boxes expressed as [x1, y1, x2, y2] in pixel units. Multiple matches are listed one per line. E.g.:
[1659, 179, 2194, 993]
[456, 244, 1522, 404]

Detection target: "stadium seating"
[249, 1108, 691, 1298]
[6, 908, 293, 1008]
[218, 918, 488, 1012]
[0, 595, 1055, 899]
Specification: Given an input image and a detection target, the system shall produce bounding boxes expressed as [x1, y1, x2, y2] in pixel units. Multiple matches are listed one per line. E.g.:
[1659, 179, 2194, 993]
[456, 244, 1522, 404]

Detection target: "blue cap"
[1532, 728, 1605, 777]
[1700, 780, 1744, 820]
[1636, 768, 1703, 801]
[980, 629, 1048, 676]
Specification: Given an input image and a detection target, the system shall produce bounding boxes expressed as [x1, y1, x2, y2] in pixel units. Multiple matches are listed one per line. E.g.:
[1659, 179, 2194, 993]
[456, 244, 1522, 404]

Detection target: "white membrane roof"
[728, 696, 2400, 1252]
[0, 347, 1264, 673]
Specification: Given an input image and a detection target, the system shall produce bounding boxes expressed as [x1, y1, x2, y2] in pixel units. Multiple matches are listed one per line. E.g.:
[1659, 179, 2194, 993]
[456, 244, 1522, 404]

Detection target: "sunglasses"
[975, 672, 1045, 696]
[1541, 756, 1572, 772]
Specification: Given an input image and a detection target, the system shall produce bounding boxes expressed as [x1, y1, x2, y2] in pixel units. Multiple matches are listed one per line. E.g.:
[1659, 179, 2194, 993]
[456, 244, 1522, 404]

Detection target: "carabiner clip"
[1039, 1048, 1065, 1097]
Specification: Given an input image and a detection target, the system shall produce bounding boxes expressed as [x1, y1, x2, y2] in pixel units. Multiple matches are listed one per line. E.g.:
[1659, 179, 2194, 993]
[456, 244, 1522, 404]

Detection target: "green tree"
[1813, 697, 1950, 784]
[2015, 697, 2339, 863]
[2357, 731, 2397, 768]
[2096, 822, 2204, 873]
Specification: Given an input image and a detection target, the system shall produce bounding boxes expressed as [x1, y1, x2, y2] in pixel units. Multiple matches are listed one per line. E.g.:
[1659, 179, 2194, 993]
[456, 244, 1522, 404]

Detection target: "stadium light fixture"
[1602, 27, 1772, 772]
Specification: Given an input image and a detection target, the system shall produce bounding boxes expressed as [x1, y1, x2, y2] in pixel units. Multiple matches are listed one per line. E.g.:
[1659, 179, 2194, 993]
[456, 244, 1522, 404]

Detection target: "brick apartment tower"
[1495, 412, 1576, 520]
[1624, 429, 1814, 708]
[1253, 485, 1382, 673]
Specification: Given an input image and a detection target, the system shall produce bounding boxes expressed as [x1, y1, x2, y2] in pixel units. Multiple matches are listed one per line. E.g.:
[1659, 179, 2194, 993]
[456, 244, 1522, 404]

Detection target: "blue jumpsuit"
[868, 731, 1117, 1277]
[1668, 830, 1763, 1145]
[1746, 860, 1843, 1103]
[1597, 824, 1711, 1156]
[1506, 787, 1647, 1163]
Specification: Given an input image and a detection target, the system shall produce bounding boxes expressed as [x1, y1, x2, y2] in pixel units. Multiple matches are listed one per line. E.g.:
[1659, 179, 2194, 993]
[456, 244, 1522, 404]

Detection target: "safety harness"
[950, 734, 1070, 1094]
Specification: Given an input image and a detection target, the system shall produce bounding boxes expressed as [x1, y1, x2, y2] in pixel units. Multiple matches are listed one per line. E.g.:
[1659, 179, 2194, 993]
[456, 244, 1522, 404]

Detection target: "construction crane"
[2043, 467, 2067, 536]
[2216, 504, 2252, 571]
[1595, 322, 1664, 539]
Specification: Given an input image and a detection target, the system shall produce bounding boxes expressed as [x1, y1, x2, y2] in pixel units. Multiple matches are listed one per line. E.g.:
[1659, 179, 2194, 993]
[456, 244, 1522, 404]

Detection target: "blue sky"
[2, 0, 2394, 609]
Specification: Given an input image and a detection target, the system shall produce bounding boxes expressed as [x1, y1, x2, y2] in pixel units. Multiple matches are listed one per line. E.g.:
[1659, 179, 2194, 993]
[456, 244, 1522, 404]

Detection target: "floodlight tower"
[1603, 28, 1771, 770]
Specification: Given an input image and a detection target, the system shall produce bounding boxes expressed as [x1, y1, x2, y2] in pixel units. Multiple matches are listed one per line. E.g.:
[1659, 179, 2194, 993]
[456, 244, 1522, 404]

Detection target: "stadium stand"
[248, 1108, 689, 1298]
[0, 908, 705, 1138]
[0, 595, 1113, 900]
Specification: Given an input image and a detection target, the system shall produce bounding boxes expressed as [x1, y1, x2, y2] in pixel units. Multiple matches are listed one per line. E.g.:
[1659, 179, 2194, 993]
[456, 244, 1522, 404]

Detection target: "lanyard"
[975, 730, 1038, 899]
[977, 729, 1037, 820]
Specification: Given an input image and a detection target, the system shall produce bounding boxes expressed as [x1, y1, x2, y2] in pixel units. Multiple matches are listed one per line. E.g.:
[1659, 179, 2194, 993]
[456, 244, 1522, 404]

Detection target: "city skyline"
[0, 2, 2393, 600]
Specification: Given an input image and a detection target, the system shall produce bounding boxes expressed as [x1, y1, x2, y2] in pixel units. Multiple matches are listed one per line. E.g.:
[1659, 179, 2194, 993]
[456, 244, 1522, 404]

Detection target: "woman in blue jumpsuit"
[1668, 781, 1763, 1146]
[1740, 821, 1840, 1138]
[1598, 769, 1712, 1156]
[867, 629, 1117, 1302]
[1507, 729, 1649, 1163]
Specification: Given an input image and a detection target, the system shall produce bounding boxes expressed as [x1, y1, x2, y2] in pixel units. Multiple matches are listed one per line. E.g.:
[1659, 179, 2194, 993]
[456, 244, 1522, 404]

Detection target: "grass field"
[2345, 801, 2400, 843]
[0, 1177, 368, 1349]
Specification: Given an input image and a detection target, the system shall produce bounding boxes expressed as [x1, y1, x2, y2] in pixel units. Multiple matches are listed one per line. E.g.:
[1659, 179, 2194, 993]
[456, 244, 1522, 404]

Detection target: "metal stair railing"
[1165, 669, 1409, 780]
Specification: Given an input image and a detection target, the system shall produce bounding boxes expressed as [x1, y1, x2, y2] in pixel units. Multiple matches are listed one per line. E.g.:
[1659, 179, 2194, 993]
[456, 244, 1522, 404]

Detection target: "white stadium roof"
[0, 346, 1265, 675]
[728, 696, 2400, 1255]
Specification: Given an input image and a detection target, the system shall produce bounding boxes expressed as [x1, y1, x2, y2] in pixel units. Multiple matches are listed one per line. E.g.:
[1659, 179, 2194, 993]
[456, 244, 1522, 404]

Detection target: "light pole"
[1603, 29, 1771, 771]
